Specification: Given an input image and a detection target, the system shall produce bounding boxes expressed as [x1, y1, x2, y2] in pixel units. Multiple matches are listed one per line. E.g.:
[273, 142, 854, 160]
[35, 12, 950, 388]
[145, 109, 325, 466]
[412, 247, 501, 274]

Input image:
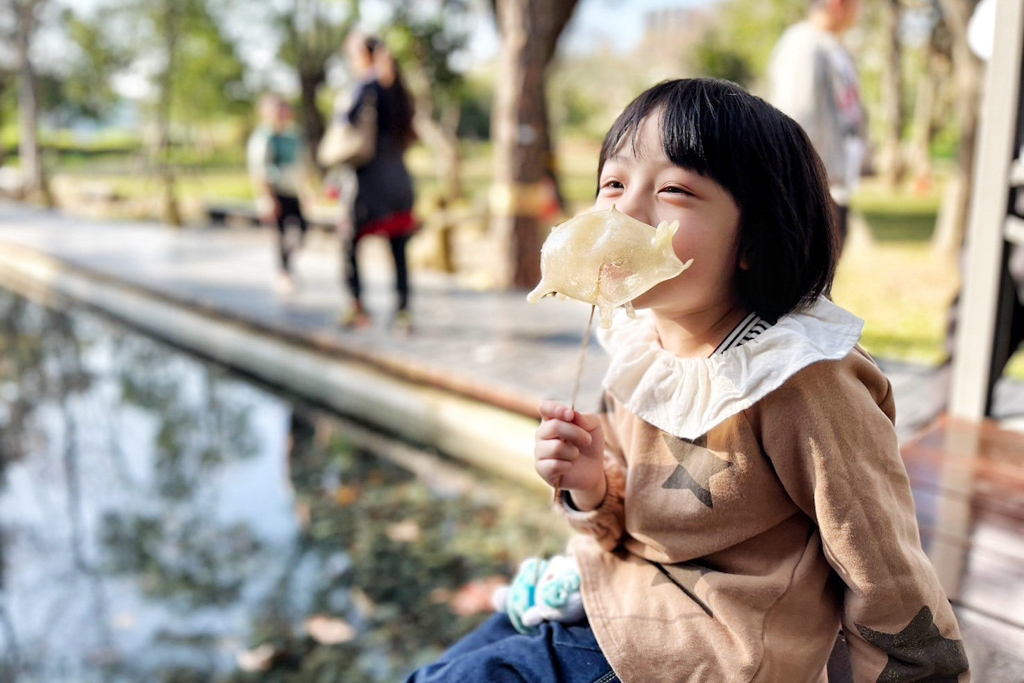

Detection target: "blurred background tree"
[692, 0, 803, 87]
[275, 0, 360, 170]
[1, 0, 56, 206]
[386, 0, 473, 202]
[489, 0, 580, 290]
[115, 0, 248, 225]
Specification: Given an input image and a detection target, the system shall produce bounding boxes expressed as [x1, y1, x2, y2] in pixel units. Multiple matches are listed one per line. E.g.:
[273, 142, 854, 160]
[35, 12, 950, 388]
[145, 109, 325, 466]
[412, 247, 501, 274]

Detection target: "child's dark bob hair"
[598, 78, 838, 323]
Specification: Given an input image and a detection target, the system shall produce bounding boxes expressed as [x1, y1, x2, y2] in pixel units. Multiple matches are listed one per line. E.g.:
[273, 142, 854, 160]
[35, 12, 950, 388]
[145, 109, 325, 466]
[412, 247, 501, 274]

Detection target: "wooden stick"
[553, 305, 597, 496]
[570, 304, 597, 412]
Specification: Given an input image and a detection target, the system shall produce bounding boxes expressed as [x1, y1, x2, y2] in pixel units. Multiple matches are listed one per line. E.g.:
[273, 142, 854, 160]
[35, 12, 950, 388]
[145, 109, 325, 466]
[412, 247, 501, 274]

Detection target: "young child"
[247, 94, 313, 295]
[405, 79, 969, 682]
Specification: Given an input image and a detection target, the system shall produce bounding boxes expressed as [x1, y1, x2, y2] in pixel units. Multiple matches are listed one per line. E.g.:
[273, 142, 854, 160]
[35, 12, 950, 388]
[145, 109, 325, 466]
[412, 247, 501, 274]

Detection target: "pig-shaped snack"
[527, 207, 693, 328]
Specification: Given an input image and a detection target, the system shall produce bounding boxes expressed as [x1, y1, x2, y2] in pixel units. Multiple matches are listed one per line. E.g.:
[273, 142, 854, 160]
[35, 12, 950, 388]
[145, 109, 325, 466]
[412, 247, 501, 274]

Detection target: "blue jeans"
[404, 613, 618, 683]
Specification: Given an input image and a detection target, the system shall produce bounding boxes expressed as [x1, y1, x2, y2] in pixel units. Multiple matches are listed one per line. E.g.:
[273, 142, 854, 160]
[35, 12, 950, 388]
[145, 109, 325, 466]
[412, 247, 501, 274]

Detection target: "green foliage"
[456, 74, 493, 140]
[692, 0, 805, 87]
[60, 7, 132, 120]
[851, 188, 939, 242]
[170, 0, 250, 123]
[693, 31, 755, 87]
[546, 51, 649, 143]
[275, 0, 357, 80]
[385, 0, 472, 111]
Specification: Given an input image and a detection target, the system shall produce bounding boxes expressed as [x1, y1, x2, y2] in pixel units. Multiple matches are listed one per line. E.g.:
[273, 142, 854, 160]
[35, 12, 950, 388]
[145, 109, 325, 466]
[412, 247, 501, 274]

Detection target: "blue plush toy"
[492, 554, 585, 635]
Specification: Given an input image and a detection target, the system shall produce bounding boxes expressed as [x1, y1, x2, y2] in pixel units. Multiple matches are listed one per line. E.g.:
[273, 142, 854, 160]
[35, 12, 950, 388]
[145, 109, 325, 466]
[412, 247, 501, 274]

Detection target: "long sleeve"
[247, 129, 270, 184]
[750, 351, 969, 682]
[553, 392, 628, 551]
[767, 25, 846, 189]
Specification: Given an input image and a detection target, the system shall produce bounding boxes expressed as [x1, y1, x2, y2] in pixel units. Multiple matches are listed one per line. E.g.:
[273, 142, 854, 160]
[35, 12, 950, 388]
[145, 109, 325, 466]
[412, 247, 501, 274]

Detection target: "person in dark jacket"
[336, 30, 418, 332]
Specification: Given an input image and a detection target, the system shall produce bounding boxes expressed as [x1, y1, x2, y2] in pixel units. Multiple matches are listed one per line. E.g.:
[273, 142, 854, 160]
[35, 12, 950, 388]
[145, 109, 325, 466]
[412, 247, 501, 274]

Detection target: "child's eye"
[600, 179, 623, 191]
[662, 185, 695, 197]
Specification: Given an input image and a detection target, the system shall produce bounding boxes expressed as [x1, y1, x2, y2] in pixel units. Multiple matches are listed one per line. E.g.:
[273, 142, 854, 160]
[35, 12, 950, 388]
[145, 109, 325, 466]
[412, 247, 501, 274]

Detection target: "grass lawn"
[834, 180, 959, 367]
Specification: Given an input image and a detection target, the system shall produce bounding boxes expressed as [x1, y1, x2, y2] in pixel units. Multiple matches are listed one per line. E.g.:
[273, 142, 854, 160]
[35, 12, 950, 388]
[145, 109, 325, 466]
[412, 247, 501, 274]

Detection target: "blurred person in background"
[335, 30, 418, 333]
[247, 94, 314, 295]
[767, 0, 865, 256]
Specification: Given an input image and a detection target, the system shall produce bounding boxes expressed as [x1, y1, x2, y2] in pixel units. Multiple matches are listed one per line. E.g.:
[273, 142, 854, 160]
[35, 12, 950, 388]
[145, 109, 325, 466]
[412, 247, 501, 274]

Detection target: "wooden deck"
[900, 416, 1024, 680]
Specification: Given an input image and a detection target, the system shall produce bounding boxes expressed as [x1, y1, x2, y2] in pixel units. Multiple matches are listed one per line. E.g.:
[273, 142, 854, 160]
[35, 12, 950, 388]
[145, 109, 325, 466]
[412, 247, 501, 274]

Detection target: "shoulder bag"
[317, 89, 377, 169]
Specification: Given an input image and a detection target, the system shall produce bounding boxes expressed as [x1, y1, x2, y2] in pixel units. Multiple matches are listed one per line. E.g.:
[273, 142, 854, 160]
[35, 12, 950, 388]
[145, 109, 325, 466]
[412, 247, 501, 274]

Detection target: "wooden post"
[948, 0, 1024, 421]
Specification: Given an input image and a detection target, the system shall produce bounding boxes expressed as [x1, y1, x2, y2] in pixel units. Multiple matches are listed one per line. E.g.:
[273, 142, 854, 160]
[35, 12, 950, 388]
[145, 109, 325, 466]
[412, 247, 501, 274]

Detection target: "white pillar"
[948, 0, 1024, 421]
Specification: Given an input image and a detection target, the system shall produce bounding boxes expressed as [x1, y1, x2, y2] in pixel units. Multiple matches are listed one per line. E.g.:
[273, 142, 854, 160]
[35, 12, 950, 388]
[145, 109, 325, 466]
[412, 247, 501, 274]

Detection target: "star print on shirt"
[661, 433, 732, 508]
[650, 561, 713, 617]
[856, 606, 969, 682]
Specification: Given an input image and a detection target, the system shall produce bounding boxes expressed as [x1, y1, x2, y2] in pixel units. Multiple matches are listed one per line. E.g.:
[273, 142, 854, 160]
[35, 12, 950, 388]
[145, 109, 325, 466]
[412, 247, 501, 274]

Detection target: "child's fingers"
[539, 400, 574, 422]
[571, 410, 602, 432]
[535, 418, 592, 448]
[535, 436, 581, 463]
[535, 455, 572, 482]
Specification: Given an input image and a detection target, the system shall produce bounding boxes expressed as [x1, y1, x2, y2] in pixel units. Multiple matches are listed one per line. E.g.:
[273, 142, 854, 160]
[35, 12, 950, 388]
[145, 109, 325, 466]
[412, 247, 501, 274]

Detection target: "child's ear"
[739, 248, 753, 271]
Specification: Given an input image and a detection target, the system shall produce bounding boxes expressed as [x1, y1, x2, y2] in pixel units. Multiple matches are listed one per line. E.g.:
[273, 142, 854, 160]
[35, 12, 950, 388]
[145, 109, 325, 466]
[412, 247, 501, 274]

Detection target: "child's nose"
[610, 192, 652, 227]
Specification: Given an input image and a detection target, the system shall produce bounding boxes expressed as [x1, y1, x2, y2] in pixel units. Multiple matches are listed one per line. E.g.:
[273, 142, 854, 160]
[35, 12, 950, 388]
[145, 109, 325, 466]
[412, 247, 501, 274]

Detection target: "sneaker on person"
[391, 309, 413, 335]
[339, 304, 372, 330]
[275, 272, 297, 296]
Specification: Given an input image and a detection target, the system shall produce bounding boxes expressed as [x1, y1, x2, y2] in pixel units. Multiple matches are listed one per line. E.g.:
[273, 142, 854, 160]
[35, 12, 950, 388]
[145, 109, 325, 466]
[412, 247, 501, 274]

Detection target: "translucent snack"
[527, 206, 693, 328]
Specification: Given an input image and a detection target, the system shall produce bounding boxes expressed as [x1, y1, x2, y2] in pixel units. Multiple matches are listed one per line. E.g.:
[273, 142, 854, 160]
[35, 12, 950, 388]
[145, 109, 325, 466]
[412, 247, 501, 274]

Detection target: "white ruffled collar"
[597, 298, 863, 440]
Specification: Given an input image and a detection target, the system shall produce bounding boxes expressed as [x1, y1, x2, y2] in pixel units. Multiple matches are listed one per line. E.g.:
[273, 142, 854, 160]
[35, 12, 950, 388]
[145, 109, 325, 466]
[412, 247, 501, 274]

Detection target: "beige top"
[556, 300, 968, 682]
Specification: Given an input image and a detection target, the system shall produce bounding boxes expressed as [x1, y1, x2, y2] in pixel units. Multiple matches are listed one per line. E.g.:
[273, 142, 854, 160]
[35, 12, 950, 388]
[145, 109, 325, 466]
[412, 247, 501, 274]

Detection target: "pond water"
[0, 289, 568, 683]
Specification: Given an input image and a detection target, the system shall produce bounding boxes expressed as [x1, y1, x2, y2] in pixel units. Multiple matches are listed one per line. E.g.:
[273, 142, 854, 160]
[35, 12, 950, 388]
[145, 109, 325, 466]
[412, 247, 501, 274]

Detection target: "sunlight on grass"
[831, 179, 961, 366]
[833, 234, 958, 365]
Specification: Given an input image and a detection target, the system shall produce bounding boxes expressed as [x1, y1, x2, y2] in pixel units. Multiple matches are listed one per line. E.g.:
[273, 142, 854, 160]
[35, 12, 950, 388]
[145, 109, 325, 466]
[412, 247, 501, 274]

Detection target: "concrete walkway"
[0, 200, 1010, 471]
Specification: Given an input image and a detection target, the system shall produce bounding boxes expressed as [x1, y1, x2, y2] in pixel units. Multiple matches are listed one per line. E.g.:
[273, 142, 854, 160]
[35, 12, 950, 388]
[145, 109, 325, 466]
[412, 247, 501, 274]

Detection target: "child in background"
[405, 79, 968, 682]
[247, 94, 314, 295]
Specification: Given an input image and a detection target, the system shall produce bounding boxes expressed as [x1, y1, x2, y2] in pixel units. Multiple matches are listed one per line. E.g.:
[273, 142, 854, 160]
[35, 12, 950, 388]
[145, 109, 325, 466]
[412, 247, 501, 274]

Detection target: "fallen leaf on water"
[306, 614, 357, 645]
[334, 485, 360, 506]
[386, 519, 421, 543]
[237, 643, 276, 672]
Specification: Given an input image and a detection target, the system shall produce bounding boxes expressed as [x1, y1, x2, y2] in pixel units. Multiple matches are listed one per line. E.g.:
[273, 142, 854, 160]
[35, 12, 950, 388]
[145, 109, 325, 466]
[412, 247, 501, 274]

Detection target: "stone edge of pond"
[0, 240, 546, 493]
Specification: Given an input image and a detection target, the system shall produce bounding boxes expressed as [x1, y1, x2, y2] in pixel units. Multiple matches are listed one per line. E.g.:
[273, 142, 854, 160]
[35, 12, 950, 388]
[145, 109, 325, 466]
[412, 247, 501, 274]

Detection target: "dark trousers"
[404, 613, 617, 683]
[345, 231, 411, 312]
[273, 194, 307, 274]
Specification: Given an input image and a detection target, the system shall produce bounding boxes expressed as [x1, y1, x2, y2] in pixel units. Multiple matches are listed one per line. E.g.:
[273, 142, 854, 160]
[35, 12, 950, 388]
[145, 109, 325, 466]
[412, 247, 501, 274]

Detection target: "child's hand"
[535, 400, 606, 508]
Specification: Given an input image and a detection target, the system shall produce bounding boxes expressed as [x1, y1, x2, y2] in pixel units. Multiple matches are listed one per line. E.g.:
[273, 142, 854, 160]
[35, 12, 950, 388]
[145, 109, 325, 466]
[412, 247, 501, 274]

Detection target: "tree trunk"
[908, 32, 945, 188]
[490, 0, 578, 290]
[289, 0, 354, 176]
[932, 0, 983, 255]
[0, 77, 7, 167]
[15, 0, 53, 207]
[879, 0, 904, 189]
[155, 0, 182, 227]
[440, 104, 463, 201]
[404, 53, 464, 201]
[413, 107, 463, 200]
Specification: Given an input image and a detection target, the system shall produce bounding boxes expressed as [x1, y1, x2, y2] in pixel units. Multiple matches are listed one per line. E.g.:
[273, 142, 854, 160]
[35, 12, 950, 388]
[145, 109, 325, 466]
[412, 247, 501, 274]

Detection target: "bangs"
[598, 80, 752, 207]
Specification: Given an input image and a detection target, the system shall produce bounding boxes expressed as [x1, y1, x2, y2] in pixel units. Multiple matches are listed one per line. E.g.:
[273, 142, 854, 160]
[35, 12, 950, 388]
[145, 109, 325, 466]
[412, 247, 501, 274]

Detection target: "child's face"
[594, 112, 744, 320]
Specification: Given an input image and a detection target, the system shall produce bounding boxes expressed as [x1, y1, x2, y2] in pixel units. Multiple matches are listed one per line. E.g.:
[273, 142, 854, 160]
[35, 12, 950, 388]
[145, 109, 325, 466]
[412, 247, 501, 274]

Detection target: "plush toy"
[492, 555, 585, 635]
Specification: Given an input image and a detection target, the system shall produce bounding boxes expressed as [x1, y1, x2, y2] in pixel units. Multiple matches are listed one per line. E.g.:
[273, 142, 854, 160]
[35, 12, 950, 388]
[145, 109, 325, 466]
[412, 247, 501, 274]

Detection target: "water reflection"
[0, 289, 567, 682]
